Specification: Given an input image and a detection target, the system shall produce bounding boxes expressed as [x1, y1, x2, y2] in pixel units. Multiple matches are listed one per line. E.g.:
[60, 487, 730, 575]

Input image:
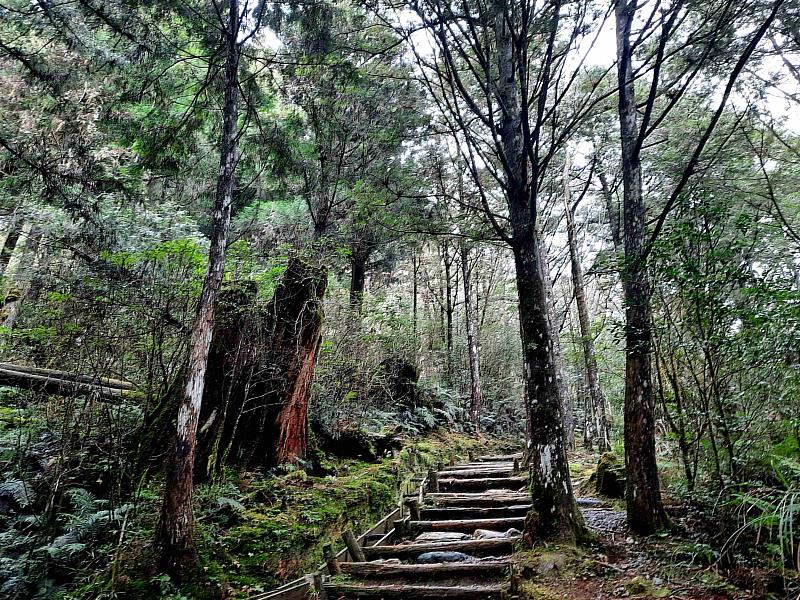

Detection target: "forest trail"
[323, 453, 526, 599]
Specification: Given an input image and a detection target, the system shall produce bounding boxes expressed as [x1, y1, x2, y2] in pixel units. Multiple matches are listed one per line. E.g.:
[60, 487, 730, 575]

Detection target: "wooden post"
[510, 563, 521, 595]
[323, 543, 340, 575]
[428, 468, 439, 492]
[393, 518, 406, 540]
[437, 461, 444, 472]
[449, 456, 456, 466]
[313, 571, 326, 599]
[513, 458, 520, 474]
[405, 498, 421, 521]
[468, 450, 474, 461]
[341, 529, 366, 562]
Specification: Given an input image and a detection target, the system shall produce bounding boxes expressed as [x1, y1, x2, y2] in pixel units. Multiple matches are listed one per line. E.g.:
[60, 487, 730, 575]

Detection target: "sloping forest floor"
[90, 431, 517, 599]
[516, 448, 800, 600]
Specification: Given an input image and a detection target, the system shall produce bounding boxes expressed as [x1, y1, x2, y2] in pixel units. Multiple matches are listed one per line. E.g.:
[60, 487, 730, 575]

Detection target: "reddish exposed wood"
[196, 257, 327, 474]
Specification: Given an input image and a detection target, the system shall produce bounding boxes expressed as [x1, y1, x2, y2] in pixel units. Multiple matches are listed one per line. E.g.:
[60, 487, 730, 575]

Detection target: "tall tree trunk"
[599, 170, 622, 253]
[539, 238, 573, 449]
[1, 229, 44, 330]
[349, 231, 377, 316]
[443, 242, 454, 384]
[156, 0, 240, 577]
[349, 248, 368, 315]
[460, 243, 483, 434]
[563, 160, 610, 452]
[514, 233, 584, 540]
[412, 252, 419, 337]
[615, 0, 669, 534]
[493, 1, 583, 541]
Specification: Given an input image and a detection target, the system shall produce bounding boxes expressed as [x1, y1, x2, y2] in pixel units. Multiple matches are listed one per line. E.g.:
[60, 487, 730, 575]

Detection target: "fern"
[0, 479, 35, 508]
[217, 496, 246, 513]
[51, 502, 130, 547]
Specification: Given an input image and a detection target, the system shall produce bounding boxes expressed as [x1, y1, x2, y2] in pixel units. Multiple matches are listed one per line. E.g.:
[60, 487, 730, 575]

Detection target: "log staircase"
[322, 453, 527, 599]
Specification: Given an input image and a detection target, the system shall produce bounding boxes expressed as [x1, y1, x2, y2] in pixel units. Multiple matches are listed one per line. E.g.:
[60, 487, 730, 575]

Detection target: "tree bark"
[156, 0, 241, 578]
[563, 160, 610, 451]
[349, 233, 376, 315]
[460, 243, 483, 433]
[599, 170, 622, 253]
[195, 257, 327, 473]
[615, 0, 669, 535]
[349, 248, 368, 314]
[538, 238, 573, 449]
[490, 1, 583, 541]
[513, 235, 584, 540]
[1, 227, 43, 330]
[442, 241, 455, 384]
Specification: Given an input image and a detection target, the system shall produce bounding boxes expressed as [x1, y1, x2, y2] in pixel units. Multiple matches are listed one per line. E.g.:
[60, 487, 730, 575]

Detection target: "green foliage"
[0, 481, 129, 599]
[726, 457, 800, 572]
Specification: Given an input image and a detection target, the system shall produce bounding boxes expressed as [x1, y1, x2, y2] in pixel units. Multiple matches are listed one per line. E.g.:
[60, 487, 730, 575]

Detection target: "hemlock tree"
[396, 0, 614, 540]
[156, 0, 261, 577]
[614, 0, 783, 533]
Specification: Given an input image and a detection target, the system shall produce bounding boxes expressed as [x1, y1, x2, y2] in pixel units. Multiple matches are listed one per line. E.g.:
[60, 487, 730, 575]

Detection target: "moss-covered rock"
[595, 452, 626, 499]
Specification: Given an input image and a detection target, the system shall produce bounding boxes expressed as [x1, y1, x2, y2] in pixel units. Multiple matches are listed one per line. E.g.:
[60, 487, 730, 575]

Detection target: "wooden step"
[437, 469, 515, 479]
[426, 492, 530, 507]
[408, 516, 525, 533]
[362, 536, 521, 559]
[339, 560, 510, 579]
[421, 504, 531, 520]
[474, 454, 522, 462]
[437, 476, 527, 491]
[447, 461, 514, 468]
[324, 582, 508, 598]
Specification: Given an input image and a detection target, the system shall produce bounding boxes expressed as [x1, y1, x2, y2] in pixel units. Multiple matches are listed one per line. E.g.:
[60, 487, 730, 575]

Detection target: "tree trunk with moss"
[156, 0, 241, 578]
[616, 0, 669, 534]
[460, 243, 483, 433]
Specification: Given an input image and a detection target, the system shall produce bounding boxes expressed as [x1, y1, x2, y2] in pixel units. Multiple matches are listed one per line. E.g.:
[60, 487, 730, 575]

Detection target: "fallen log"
[323, 583, 507, 599]
[339, 561, 510, 579]
[408, 516, 525, 533]
[0, 367, 137, 402]
[0, 362, 134, 390]
[362, 536, 521, 559]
